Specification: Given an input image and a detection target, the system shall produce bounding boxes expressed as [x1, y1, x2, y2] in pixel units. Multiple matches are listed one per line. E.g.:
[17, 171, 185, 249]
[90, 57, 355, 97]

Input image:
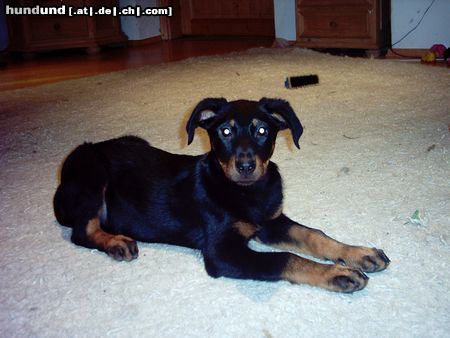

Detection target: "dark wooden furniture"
[296, 0, 390, 55]
[7, 0, 124, 53]
[179, 0, 274, 37]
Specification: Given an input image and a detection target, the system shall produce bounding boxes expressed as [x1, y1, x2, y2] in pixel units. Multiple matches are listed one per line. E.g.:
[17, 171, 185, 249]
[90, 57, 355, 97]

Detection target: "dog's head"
[186, 98, 303, 186]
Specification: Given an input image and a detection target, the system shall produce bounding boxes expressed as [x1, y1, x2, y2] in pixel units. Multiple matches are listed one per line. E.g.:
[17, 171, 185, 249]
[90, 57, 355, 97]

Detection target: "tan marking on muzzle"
[218, 155, 269, 185]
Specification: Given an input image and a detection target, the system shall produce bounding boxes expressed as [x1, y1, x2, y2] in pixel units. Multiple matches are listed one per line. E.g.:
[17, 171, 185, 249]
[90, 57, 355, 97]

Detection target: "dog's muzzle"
[217, 148, 267, 186]
[233, 148, 259, 185]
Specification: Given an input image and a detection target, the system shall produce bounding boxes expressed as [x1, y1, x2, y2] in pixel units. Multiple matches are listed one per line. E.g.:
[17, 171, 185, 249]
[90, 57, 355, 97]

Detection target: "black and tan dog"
[53, 98, 389, 293]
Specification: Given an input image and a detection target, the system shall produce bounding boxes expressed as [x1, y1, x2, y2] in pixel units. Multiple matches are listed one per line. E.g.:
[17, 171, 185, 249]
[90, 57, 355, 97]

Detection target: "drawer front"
[296, 0, 388, 49]
[300, 10, 371, 39]
[29, 16, 89, 41]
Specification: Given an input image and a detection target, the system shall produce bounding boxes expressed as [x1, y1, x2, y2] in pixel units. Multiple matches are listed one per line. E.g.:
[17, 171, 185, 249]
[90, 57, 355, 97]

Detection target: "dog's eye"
[257, 127, 267, 136]
[222, 128, 232, 137]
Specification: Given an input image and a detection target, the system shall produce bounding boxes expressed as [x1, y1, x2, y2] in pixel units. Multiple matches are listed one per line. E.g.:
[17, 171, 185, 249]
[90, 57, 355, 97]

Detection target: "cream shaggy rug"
[0, 48, 449, 338]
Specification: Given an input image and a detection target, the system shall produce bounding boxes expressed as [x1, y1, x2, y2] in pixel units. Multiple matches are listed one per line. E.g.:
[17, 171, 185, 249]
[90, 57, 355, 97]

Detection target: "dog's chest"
[221, 187, 281, 223]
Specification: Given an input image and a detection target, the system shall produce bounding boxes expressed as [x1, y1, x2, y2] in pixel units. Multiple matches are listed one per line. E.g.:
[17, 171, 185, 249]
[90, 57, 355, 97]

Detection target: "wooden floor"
[0, 38, 273, 91]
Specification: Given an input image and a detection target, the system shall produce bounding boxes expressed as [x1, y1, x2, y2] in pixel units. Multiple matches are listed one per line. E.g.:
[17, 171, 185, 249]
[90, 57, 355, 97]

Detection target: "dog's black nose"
[236, 160, 256, 174]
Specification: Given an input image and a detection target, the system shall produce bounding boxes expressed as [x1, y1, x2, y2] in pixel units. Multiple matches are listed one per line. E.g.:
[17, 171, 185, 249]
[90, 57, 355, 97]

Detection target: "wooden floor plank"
[0, 38, 272, 91]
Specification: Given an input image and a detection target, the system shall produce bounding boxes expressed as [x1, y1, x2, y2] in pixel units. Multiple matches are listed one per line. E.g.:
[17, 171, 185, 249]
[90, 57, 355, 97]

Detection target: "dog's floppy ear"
[259, 98, 303, 149]
[186, 98, 228, 145]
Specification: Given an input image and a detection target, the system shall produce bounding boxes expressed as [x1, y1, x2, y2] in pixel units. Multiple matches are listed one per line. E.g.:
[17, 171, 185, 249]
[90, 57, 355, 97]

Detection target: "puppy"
[54, 98, 389, 293]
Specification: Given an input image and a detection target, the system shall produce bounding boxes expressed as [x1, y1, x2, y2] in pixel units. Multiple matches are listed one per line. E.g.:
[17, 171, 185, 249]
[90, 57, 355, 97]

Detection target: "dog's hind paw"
[106, 235, 139, 262]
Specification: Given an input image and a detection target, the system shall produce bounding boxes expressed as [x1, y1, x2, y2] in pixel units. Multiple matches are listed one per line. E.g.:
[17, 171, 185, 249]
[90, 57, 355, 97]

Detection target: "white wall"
[273, 0, 450, 48]
[274, 0, 296, 41]
[119, 0, 160, 41]
[391, 0, 450, 48]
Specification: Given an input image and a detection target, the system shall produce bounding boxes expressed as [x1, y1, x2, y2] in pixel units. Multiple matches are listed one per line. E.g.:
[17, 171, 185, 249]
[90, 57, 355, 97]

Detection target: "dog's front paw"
[326, 265, 369, 293]
[338, 247, 390, 273]
[106, 235, 139, 262]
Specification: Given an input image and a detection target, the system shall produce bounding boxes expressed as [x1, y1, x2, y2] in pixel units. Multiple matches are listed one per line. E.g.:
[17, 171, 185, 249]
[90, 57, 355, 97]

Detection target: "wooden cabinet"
[179, 0, 274, 37]
[7, 0, 124, 53]
[296, 0, 390, 52]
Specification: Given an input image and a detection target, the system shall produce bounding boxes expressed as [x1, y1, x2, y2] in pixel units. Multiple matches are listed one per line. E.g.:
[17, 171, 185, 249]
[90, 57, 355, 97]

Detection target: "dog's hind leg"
[54, 143, 138, 261]
[83, 214, 138, 262]
[67, 196, 138, 262]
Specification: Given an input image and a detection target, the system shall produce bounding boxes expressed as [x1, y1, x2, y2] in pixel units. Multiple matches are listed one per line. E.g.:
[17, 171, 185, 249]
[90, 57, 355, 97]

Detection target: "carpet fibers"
[0, 48, 449, 337]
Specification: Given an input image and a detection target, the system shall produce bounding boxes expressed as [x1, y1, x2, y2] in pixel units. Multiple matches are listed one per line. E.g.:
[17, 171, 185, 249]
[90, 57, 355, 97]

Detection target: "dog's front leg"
[255, 214, 390, 273]
[202, 222, 368, 293]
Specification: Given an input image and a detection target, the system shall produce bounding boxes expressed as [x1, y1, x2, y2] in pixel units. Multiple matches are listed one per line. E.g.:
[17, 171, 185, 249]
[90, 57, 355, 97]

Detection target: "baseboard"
[127, 35, 162, 47]
[272, 38, 296, 48]
[387, 48, 428, 58]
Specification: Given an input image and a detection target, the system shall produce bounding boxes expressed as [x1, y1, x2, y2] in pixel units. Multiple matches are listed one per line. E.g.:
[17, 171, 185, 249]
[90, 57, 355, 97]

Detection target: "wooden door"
[179, 0, 274, 37]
